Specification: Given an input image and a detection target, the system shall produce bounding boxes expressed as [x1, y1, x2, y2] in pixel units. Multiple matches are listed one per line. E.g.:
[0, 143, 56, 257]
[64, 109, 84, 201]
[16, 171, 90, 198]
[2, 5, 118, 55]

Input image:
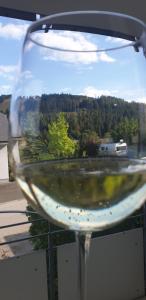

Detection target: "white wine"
[16, 158, 146, 231]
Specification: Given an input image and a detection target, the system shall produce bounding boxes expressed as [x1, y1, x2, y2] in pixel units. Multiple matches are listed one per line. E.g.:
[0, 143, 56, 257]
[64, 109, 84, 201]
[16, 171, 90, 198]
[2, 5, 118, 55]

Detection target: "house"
[0, 113, 9, 181]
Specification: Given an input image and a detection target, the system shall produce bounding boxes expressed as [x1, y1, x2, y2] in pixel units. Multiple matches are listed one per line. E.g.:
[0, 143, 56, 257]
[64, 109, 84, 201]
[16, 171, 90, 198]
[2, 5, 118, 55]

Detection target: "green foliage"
[20, 111, 50, 163]
[112, 117, 138, 144]
[20, 135, 50, 163]
[18, 93, 139, 141]
[27, 205, 75, 250]
[103, 132, 113, 141]
[18, 94, 140, 250]
[27, 206, 49, 250]
[79, 130, 100, 157]
[21, 113, 77, 163]
[25, 114, 76, 249]
[48, 113, 76, 158]
[0, 93, 143, 250]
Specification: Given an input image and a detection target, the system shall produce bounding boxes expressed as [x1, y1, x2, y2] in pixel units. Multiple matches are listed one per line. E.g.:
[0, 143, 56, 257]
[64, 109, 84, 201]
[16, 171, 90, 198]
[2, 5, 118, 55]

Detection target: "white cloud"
[0, 65, 33, 95]
[22, 78, 44, 96]
[99, 52, 115, 62]
[61, 87, 71, 93]
[0, 23, 28, 40]
[106, 36, 131, 45]
[0, 65, 17, 73]
[24, 40, 34, 51]
[137, 97, 146, 103]
[32, 31, 115, 65]
[118, 88, 146, 102]
[0, 65, 33, 82]
[0, 65, 18, 80]
[40, 31, 97, 65]
[0, 84, 12, 94]
[20, 70, 33, 80]
[81, 86, 113, 98]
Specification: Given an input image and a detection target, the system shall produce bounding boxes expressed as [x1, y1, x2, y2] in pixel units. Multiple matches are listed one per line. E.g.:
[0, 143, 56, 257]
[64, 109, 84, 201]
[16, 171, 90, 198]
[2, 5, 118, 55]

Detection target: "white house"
[0, 113, 9, 181]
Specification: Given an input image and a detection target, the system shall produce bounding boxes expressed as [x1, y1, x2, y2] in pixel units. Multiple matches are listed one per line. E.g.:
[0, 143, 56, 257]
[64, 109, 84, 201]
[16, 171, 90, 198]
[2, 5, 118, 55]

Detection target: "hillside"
[2, 93, 141, 157]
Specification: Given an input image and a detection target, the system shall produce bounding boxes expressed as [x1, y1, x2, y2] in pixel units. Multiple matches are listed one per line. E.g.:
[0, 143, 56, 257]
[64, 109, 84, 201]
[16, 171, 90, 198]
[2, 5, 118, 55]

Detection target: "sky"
[0, 17, 30, 94]
[0, 16, 146, 103]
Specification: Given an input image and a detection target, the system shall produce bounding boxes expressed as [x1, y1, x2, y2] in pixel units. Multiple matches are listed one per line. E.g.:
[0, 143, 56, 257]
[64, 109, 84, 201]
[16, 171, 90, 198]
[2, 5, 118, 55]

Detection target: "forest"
[16, 93, 140, 159]
[0, 93, 142, 158]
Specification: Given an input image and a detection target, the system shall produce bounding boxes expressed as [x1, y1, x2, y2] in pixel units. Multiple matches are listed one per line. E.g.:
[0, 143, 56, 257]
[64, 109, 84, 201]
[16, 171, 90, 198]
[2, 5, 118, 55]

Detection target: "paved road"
[0, 182, 24, 203]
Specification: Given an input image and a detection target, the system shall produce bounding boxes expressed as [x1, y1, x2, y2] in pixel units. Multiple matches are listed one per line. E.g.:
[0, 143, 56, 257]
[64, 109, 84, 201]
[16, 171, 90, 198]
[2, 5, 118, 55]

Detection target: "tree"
[112, 118, 138, 144]
[21, 113, 77, 163]
[48, 113, 76, 158]
[27, 113, 76, 249]
[103, 132, 113, 142]
[79, 130, 100, 157]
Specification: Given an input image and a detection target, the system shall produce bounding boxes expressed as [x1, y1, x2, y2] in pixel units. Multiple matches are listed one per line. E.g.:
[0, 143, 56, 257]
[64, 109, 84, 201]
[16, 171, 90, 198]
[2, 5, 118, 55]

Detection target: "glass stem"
[75, 231, 92, 300]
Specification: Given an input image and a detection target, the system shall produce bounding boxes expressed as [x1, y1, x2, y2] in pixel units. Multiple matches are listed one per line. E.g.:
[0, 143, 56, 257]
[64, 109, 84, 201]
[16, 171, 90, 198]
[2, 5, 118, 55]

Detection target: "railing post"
[48, 223, 55, 300]
[143, 204, 146, 294]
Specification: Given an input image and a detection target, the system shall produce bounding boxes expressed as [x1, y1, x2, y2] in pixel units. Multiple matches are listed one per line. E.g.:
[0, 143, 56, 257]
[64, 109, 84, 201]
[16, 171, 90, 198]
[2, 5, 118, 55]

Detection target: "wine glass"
[10, 11, 146, 300]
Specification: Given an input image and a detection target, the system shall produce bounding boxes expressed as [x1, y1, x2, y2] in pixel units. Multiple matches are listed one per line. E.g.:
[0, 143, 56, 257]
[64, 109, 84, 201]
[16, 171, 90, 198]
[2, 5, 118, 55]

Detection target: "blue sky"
[0, 17, 30, 94]
[0, 16, 146, 103]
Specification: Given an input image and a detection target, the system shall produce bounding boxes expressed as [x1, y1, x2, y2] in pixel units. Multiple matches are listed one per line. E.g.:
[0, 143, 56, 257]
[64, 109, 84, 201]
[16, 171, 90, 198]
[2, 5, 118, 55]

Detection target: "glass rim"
[24, 10, 146, 53]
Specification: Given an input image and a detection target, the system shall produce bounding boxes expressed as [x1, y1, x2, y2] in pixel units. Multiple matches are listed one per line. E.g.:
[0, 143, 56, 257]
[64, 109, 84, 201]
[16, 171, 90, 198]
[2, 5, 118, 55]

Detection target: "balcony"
[0, 183, 146, 300]
[0, 2, 146, 299]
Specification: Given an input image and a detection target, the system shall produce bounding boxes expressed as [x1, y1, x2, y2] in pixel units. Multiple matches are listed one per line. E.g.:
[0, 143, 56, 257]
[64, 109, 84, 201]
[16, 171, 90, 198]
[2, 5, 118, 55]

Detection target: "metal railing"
[0, 207, 145, 300]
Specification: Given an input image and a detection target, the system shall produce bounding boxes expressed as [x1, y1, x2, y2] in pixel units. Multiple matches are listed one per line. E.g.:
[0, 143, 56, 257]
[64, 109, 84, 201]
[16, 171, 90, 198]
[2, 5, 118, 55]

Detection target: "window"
[116, 146, 127, 151]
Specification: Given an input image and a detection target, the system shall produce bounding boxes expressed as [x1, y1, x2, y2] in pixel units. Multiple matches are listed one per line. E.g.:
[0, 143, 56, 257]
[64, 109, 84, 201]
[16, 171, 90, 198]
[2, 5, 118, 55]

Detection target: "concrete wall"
[0, 144, 9, 181]
[0, 228, 145, 300]
[0, 250, 48, 300]
[57, 228, 145, 300]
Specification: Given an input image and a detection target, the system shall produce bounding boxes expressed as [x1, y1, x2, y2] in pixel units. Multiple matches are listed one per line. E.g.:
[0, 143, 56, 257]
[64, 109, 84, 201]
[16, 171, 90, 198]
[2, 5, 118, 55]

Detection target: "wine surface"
[16, 158, 146, 231]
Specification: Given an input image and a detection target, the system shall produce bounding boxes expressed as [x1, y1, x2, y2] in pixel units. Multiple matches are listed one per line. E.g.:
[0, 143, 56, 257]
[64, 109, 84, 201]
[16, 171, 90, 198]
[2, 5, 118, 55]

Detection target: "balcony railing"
[0, 207, 145, 300]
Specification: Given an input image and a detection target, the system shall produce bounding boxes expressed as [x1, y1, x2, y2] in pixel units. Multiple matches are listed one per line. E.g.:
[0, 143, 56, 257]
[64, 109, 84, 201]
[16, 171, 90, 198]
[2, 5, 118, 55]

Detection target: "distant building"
[0, 113, 21, 182]
[0, 113, 9, 181]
